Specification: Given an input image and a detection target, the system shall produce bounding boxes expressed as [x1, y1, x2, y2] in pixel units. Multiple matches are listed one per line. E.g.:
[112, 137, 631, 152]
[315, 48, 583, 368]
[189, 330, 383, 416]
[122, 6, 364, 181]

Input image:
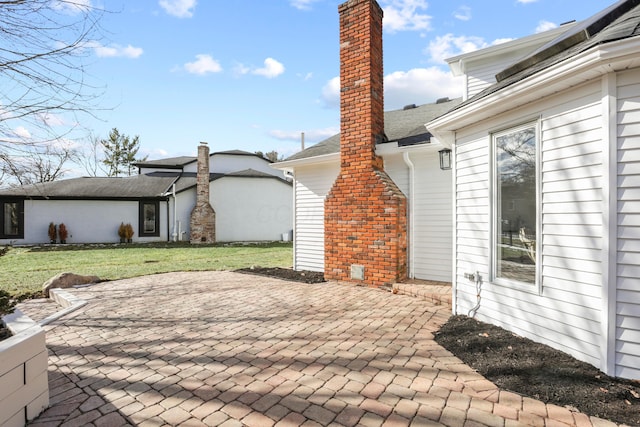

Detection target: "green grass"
[0, 242, 293, 297]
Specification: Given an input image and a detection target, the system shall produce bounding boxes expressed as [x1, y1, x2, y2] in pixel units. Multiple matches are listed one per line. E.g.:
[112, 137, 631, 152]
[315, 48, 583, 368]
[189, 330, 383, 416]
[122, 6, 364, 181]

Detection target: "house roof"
[450, 0, 640, 113]
[282, 97, 462, 162]
[172, 169, 291, 193]
[0, 172, 180, 200]
[134, 156, 196, 169]
[135, 150, 270, 170]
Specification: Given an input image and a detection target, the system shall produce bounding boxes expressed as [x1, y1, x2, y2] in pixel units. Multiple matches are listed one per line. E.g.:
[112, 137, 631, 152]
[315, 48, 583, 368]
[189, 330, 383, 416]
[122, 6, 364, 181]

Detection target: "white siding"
[411, 151, 453, 282]
[211, 177, 293, 242]
[2, 199, 168, 245]
[293, 163, 339, 272]
[616, 69, 640, 379]
[454, 81, 606, 368]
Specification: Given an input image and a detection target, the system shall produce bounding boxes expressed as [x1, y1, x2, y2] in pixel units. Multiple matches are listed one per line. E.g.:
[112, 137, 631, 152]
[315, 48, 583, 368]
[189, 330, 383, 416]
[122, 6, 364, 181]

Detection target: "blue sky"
[18, 0, 619, 165]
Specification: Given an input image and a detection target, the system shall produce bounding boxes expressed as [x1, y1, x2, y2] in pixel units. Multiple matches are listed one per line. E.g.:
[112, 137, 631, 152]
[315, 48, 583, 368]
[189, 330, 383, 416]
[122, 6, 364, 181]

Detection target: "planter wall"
[0, 309, 49, 427]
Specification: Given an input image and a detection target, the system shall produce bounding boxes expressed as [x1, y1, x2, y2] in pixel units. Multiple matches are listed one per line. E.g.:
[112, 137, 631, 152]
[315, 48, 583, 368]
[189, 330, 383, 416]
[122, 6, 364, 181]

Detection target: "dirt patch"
[435, 315, 640, 426]
[235, 267, 325, 284]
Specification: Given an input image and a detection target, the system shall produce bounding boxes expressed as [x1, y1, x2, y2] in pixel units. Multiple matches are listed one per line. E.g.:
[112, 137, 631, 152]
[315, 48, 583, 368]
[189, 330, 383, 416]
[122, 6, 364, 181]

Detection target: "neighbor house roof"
[282, 97, 462, 162]
[0, 172, 180, 200]
[134, 156, 196, 169]
[173, 169, 291, 193]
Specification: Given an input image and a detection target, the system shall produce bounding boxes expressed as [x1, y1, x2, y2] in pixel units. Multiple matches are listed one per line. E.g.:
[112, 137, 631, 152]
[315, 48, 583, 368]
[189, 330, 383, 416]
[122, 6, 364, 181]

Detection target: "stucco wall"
[211, 177, 292, 242]
[1, 199, 168, 245]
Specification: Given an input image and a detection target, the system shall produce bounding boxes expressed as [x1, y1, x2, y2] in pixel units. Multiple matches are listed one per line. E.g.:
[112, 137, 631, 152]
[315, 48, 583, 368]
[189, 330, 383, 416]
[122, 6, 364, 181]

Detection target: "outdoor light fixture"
[439, 148, 452, 170]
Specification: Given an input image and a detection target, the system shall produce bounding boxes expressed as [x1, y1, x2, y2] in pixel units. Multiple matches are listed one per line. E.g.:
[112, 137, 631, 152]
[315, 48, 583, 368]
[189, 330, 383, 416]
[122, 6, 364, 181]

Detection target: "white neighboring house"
[273, 98, 460, 282]
[428, 0, 640, 380]
[0, 148, 293, 245]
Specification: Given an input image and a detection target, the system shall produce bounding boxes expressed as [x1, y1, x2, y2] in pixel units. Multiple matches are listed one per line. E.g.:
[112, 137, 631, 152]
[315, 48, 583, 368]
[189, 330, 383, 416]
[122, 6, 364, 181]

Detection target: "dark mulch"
[235, 266, 325, 284]
[435, 315, 640, 426]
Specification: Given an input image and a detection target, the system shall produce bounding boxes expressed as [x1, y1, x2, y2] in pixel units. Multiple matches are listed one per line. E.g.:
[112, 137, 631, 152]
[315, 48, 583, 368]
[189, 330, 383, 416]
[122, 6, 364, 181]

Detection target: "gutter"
[428, 37, 640, 139]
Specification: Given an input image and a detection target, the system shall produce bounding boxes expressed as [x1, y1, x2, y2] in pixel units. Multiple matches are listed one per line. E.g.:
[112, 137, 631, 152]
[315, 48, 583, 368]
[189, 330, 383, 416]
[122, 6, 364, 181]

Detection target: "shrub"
[48, 222, 57, 243]
[58, 223, 68, 242]
[118, 222, 127, 240]
[124, 223, 134, 240]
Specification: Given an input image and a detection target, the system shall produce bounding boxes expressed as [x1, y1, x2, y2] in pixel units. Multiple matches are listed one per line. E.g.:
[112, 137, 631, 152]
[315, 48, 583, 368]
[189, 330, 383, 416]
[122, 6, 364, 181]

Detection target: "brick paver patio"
[20, 271, 622, 426]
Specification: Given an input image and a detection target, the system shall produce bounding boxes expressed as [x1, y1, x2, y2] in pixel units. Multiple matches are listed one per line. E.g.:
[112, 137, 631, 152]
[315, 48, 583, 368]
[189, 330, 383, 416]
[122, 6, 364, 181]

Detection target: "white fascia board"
[375, 140, 445, 156]
[270, 152, 339, 171]
[430, 38, 640, 139]
[446, 24, 576, 76]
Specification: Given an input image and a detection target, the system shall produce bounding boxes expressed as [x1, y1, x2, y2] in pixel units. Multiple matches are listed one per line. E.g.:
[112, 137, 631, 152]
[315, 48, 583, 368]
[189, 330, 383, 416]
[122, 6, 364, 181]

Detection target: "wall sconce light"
[439, 148, 452, 170]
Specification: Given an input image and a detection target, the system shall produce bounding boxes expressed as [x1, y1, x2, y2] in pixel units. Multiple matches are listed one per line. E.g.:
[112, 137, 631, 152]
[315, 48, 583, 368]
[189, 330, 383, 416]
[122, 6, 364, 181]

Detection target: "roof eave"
[429, 38, 640, 137]
[271, 152, 340, 171]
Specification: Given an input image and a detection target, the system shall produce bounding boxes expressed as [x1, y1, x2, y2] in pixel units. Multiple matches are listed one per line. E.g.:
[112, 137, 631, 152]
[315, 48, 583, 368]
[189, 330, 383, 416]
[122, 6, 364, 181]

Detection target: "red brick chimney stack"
[324, 0, 407, 286]
[190, 142, 216, 244]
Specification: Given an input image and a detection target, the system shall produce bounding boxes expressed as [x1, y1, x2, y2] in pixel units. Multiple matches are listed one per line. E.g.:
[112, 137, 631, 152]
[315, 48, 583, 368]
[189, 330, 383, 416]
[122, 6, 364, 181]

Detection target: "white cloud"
[13, 126, 31, 139]
[92, 43, 144, 58]
[536, 20, 558, 33]
[517, 0, 538, 3]
[159, 0, 196, 18]
[426, 34, 489, 63]
[290, 0, 320, 10]
[321, 76, 340, 109]
[269, 127, 339, 143]
[321, 68, 463, 111]
[381, 0, 431, 33]
[454, 6, 471, 22]
[37, 113, 66, 127]
[493, 38, 514, 45]
[384, 67, 463, 109]
[52, 0, 92, 15]
[253, 58, 285, 78]
[184, 54, 223, 75]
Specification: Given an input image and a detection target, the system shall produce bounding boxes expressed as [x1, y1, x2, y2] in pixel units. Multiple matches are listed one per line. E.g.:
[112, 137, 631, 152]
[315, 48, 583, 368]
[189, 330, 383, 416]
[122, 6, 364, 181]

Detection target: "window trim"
[0, 199, 24, 239]
[490, 121, 541, 293]
[138, 200, 160, 237]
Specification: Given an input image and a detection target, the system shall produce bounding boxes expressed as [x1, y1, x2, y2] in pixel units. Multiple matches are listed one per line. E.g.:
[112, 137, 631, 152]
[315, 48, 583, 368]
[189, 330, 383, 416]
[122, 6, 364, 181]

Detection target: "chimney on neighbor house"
[324, 0, 407, 286]
[190, 142, 216, 244]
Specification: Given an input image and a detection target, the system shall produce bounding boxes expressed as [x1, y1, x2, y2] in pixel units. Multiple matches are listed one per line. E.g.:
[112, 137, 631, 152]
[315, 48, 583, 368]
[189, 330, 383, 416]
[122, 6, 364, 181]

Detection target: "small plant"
[118, 222, 127, 243]
[0, 289, 16, 317]
[124, 223, 134, 242]
[58, 223, 68, 244]
[48, 222, 57, 244]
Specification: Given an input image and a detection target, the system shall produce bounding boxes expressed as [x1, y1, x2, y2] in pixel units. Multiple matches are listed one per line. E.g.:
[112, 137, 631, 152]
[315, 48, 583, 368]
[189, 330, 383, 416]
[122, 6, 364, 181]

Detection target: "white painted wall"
[292, 162, 340, 272]
[616, 68, 640, 379]
[211, 177, 292, 242]
[1, 199, 169, 245]
[453, 80, 607, 370]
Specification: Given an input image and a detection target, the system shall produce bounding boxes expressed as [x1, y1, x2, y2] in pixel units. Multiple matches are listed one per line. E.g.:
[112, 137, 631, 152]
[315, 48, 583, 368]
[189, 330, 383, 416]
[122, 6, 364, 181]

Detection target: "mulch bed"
[435, 315, 640, 426]
[235, 266, 325, 284]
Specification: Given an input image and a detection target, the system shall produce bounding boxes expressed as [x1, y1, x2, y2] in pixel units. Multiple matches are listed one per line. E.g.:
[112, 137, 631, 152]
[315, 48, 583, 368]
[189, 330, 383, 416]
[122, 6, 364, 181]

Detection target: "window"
[1, 199, 24, 239]
[493, 123, 538, 286]
[139, 201, 160, 237]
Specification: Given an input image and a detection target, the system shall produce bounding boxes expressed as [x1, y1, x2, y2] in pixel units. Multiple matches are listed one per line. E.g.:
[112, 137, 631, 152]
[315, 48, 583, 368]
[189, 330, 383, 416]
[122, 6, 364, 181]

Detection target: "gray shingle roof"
[451, 0, 640, 112]
[283, 97, 462, 162]
[135, 156, 196, 169]
[0, 173, 180, 199]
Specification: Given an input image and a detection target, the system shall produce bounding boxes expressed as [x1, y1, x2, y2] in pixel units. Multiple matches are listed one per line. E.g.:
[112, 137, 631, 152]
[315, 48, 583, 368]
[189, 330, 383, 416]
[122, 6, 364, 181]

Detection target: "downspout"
[166, 198, 170, 242]
[402, 151, 415, 279]
[172, 183, 178, 242]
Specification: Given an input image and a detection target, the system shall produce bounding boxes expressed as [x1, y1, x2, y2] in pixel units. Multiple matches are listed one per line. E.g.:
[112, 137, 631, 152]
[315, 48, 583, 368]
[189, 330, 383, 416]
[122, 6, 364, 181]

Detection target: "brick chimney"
[190, 142, 216, 244]
[324, 0, 407, 286]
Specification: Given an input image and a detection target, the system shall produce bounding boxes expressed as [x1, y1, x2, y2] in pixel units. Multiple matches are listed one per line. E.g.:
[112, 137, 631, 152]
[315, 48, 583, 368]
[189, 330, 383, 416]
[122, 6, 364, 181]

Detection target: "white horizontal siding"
[615, 68, 640, 379]
[384, 151, 453, 282]
[454, 81, 607, 371]
[293, 163, 339, 272]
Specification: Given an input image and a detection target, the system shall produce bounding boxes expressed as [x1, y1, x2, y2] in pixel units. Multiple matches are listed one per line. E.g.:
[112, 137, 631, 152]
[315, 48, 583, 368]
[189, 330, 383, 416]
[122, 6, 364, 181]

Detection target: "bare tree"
[0, 0, 104, 148]
[0, 144, 77, 186]
[75, 132, 107, 177]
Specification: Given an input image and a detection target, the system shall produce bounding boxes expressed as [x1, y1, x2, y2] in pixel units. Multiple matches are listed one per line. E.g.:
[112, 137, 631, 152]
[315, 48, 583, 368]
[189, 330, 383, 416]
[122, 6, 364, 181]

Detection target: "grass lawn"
[0, 242, 293, 297]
